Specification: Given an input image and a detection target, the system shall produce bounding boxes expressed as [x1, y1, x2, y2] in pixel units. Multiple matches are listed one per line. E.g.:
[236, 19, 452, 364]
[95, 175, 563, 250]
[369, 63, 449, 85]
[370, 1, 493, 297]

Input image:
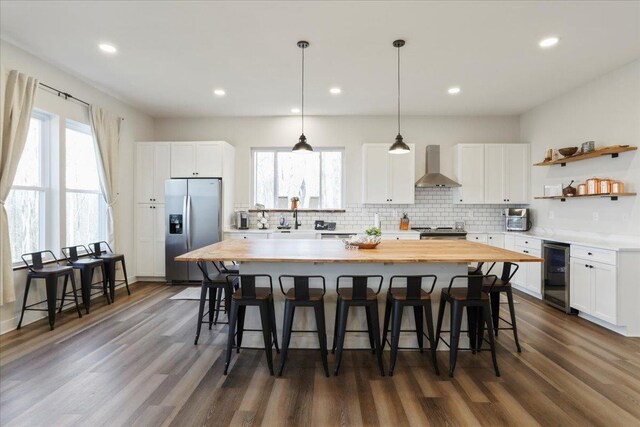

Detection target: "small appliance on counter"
[505, 208, 532, 231]
[235, 211, 249, 229]
[314, 220, 336, 231]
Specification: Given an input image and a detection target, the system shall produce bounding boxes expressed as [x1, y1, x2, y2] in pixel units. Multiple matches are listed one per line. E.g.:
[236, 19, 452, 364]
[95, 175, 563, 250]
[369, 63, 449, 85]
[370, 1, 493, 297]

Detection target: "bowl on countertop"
[558, 147, 579, 157]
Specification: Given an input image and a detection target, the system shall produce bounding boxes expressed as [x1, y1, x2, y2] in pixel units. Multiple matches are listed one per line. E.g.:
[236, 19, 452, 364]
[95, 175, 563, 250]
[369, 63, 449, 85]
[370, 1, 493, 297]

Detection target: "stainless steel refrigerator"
[165, 179, 221, 283]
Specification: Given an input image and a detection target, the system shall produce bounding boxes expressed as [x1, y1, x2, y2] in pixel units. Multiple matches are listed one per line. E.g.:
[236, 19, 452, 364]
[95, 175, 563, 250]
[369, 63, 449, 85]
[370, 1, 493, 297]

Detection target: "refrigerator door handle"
[186, 195, 192, 251]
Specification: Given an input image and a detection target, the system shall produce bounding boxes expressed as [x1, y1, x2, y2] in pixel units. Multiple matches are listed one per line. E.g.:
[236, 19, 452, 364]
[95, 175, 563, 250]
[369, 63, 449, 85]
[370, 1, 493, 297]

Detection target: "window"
[253, 148, 344, 209]
[6, 113, 48, 263]
[65, 120, 105, 246]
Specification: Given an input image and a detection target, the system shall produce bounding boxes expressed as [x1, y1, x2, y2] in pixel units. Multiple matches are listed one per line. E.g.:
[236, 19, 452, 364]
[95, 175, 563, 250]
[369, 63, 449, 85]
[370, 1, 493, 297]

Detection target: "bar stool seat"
[444, 288, 490, 301]
[232, 287, 272, 300]
[32, 265, 74, 276]
[284, 288, 323, 301]
[337, 287, 378, 301]
[388, 288, 432, 301]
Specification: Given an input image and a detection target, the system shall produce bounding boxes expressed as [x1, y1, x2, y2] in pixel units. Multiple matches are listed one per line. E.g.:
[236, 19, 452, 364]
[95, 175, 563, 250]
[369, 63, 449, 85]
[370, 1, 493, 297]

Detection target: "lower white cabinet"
[466, 233, 487, 244]
[225, 233, 269, 240]
[570, 257, 617, 324]
[382, 232, 420, 240]
[136, 204, 165, 277]
[510, 237, 542, 295]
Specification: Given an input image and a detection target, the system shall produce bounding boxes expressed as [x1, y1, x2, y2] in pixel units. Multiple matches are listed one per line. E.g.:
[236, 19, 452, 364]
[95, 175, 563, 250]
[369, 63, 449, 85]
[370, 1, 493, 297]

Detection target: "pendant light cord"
[301, 45, 305, 134]
[397, 44, 401, 135]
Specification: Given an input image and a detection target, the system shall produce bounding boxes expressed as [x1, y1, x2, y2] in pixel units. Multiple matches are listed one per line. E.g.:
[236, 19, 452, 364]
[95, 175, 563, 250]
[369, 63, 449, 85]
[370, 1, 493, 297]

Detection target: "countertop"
[176, 239, 543, 264]
[498, 230, 640, 251]
[224, 228, 420, 235]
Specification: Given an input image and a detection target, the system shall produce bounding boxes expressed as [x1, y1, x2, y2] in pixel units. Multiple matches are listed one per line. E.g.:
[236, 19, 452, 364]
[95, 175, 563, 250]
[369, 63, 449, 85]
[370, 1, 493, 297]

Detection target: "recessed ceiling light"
[291, 108, 300, 113]
[539, 37, 560, 48]
[98, 43, 117, 54]
[448, 87, 461, 95]
[329, 87, 342, 94]
[213, 89, 226, 96]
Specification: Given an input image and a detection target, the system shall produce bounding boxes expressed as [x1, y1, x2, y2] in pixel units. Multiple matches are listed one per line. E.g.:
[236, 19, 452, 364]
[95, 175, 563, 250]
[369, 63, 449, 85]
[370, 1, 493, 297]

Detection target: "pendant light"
[389, 39, 410, 154]
[292, 41, 313, 151]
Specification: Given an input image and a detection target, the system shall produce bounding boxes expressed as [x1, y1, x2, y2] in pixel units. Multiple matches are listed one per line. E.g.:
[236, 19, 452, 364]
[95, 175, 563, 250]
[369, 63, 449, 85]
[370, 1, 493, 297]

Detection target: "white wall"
[0, 40, 155, 332]
[153, 115, 520, 205]
[521, 59, 640, 238]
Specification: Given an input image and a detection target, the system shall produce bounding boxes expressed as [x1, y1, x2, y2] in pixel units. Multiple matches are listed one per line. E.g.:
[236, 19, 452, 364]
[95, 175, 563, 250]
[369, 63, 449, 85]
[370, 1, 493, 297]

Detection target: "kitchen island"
[177, 239, 542, 348]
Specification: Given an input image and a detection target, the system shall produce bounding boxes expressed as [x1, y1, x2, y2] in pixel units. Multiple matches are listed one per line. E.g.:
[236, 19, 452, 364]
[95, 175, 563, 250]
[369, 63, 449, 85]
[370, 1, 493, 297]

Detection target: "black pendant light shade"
[293, 41, 312, 152]
[389, 39, 410, 154]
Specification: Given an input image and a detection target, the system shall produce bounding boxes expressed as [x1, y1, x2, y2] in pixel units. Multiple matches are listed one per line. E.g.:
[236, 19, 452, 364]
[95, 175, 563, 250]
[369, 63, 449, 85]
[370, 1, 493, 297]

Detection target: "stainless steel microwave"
[505, 208, 531, 231]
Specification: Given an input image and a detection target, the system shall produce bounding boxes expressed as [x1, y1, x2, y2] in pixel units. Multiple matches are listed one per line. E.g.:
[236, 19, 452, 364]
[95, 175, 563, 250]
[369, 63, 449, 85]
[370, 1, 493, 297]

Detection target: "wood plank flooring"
[1, 282, 639, 426]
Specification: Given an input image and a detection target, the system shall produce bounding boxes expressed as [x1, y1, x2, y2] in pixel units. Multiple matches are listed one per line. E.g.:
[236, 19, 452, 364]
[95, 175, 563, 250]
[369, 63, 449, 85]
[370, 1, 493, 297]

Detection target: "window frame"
[251, 147, 346, 209]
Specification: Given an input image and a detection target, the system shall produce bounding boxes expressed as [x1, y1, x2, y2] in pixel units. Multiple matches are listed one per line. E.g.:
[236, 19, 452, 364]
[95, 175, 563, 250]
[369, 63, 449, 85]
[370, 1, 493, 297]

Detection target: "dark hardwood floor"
[1, 282, 639, 426]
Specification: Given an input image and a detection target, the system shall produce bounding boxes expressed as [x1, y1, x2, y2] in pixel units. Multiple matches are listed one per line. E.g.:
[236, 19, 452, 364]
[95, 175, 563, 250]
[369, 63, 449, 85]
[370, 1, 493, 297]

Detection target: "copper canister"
[577, 184, 587, 195]
[611, 181, 624, 194]
[586, 177, 600, 195]
[599, 179, 612, 194]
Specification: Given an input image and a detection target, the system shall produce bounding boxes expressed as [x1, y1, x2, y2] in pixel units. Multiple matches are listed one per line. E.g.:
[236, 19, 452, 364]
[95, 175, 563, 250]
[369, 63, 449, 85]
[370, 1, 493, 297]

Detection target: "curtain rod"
[37, 82, 125, 121]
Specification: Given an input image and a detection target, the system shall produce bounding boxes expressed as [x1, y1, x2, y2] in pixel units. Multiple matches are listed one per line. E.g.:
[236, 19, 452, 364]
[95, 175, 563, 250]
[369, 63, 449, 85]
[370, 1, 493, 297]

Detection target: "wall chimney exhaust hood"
[415, 145, 461, 188]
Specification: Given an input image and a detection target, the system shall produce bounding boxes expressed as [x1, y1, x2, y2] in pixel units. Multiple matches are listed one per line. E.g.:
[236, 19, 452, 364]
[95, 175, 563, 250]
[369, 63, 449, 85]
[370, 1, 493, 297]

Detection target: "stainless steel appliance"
[415, 145, 461, 188]
[542, 241, 576, 313]
[505, 208, 532, 231]
[236, 211, 249, 229]
[412, 227, 467, 240]
[165, 179, 222, 283]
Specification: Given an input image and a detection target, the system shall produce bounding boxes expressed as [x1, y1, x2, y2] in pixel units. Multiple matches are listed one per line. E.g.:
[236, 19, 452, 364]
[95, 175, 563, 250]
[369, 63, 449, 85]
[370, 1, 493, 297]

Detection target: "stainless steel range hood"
[415, 145, 461, 188]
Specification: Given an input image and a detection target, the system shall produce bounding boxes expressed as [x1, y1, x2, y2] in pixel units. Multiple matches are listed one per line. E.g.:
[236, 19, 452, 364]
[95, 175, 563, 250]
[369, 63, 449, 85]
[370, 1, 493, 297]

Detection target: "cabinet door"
[484, 145, 505, 204]
[195, 142, 223, 177]
[154, 205, 166, 276]
[467, 233, 487, 244]
[136, 143, 155, 203]
[362, 144, 390, 203]
[570, 259, 591, 312]
[592, 261, 617, 324]
[171, 143, 196, 177]
[525, 252, 542, 294]
[504, 144, 529, 204]
[388, 145, 415, 204]
[456, 145, 485, 204]
[136, 205, 155, 276]
[153, 144, 171, 203]
[486, 233, 505, 275]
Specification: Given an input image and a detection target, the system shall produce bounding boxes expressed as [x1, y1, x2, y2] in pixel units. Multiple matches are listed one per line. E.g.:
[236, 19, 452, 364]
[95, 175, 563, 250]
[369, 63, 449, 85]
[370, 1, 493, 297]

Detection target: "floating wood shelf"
[534, 192, 636, 202]
[533, 145, 637, 167]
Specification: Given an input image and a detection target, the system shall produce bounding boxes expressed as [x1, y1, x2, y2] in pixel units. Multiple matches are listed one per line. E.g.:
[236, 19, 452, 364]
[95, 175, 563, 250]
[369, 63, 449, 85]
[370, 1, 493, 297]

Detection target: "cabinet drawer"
[225, 233, 269, 240]
[382, 233, 420, 241]
[571, 245, 616, 265]
[518, 247, 541, 257]
[515, 236, 541, 251]
[467, 233, 487, 244]
[487, 233, 504, 248]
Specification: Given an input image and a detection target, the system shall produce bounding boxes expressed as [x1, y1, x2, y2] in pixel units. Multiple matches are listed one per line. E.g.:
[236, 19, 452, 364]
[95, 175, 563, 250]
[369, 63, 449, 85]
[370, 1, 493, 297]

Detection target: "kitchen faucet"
[293, 209, 301, 229]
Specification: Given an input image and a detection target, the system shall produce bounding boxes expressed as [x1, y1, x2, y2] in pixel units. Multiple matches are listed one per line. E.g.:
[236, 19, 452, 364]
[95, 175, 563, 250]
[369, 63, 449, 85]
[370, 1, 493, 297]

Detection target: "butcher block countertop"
[176, 239, 544, 264]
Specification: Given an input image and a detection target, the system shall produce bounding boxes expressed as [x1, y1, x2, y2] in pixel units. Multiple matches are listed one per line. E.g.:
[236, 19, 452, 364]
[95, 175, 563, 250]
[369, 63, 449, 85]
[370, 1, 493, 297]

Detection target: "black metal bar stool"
[382, 275, 439, 376]
[435, 274, 500, 377]
[331, 275, 385, 376]
[17, 251, 82, 331]
[278, 275, 329, 377]
[60, 245, 110, 314]
[483, 262, 521, 352]
[224, 274, 280, 376]
[194, 261, 236, 345]
[88, 241, 130, 302]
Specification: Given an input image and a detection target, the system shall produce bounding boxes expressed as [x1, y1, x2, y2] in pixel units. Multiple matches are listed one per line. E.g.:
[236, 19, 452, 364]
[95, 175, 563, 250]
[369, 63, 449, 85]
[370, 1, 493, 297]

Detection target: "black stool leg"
[413, 305, 424, 353]
[269, 296, 280, 353]
[467, 306, 478, 353]
[331, 299, 340, 354]
[194, 285, 208, 345]
[483, 302, 500, 377]
[315, 300, 330, 377]
[120, 258, 131, 295]
[389, 300, 403, 376]
[45, 276, 58, 331]
[224, 300, 239, 375]
[278, 300, 295, 376]
[236, 305, 246, 353]
[369, 302, 385, 377]
[506, 288, 522, 353]
[106, 261, 116, 302]
[208, 287, 215, 330]
[476, 306, 485, 353]
[448, 301, 464, 377]
[69, 273, 83, 319]
[258, 301, 275, 376]
[490, 292, 500, 336]
[382, 295, 392, 350]
[424, 302, 440, 375]
[365, 304, 375, 354]
[100, 264, 111, 304]
[214, 287, 223, 325]
[81, 267, 92, 314]
[435, 294, 447, 348]
[58, 275, 69, 314]
[333, 299, 350, 376]
[17, 276, 32, 329]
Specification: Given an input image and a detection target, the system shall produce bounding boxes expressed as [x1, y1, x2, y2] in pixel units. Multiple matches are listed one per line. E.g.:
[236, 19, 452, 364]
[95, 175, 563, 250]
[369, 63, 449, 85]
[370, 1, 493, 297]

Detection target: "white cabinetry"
[136, 204, 165, 277]
[136, 142, 170, 204]
[362, 144, 415, 204]
[510, 236, 542, 296]
[170, 141, 224, 178]
[454, 143, 529, 205]
[382, 232, 420, 240]
[570, 246, 618, 324]
[225, 233, 270, 240]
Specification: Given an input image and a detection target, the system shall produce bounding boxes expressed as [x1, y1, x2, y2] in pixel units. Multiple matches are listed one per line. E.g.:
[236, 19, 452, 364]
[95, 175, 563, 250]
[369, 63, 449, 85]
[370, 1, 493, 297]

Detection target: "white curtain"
[89, 105, 121, 250]
[0, 70, 38, 305]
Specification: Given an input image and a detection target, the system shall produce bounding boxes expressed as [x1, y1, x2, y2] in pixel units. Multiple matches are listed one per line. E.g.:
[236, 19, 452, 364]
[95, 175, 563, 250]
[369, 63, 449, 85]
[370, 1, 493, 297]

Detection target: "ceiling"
[1, 1, 639, 118]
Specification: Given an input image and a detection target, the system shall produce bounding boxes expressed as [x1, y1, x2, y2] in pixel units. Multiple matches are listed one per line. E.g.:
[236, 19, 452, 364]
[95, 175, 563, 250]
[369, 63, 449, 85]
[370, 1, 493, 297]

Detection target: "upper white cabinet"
[136, 142, 170, 204]
[454, 143, 530, 204]
[170, 141, 224, 178]
[362, 143, 415, 204]
[453, 144, 485, 204]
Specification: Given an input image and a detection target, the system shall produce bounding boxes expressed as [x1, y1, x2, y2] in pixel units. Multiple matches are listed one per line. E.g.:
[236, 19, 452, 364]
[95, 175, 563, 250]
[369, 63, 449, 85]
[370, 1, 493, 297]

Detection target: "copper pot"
[599, 179, 612, 194]
[577, 184, 587, 195]
[611, 181, 624, 194]
[586, 177, 600, 195]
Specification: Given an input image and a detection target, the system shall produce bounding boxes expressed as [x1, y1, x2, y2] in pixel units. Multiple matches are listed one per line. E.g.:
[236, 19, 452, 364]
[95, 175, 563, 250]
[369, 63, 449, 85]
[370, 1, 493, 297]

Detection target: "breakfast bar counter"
[177, 239, 542, 348]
